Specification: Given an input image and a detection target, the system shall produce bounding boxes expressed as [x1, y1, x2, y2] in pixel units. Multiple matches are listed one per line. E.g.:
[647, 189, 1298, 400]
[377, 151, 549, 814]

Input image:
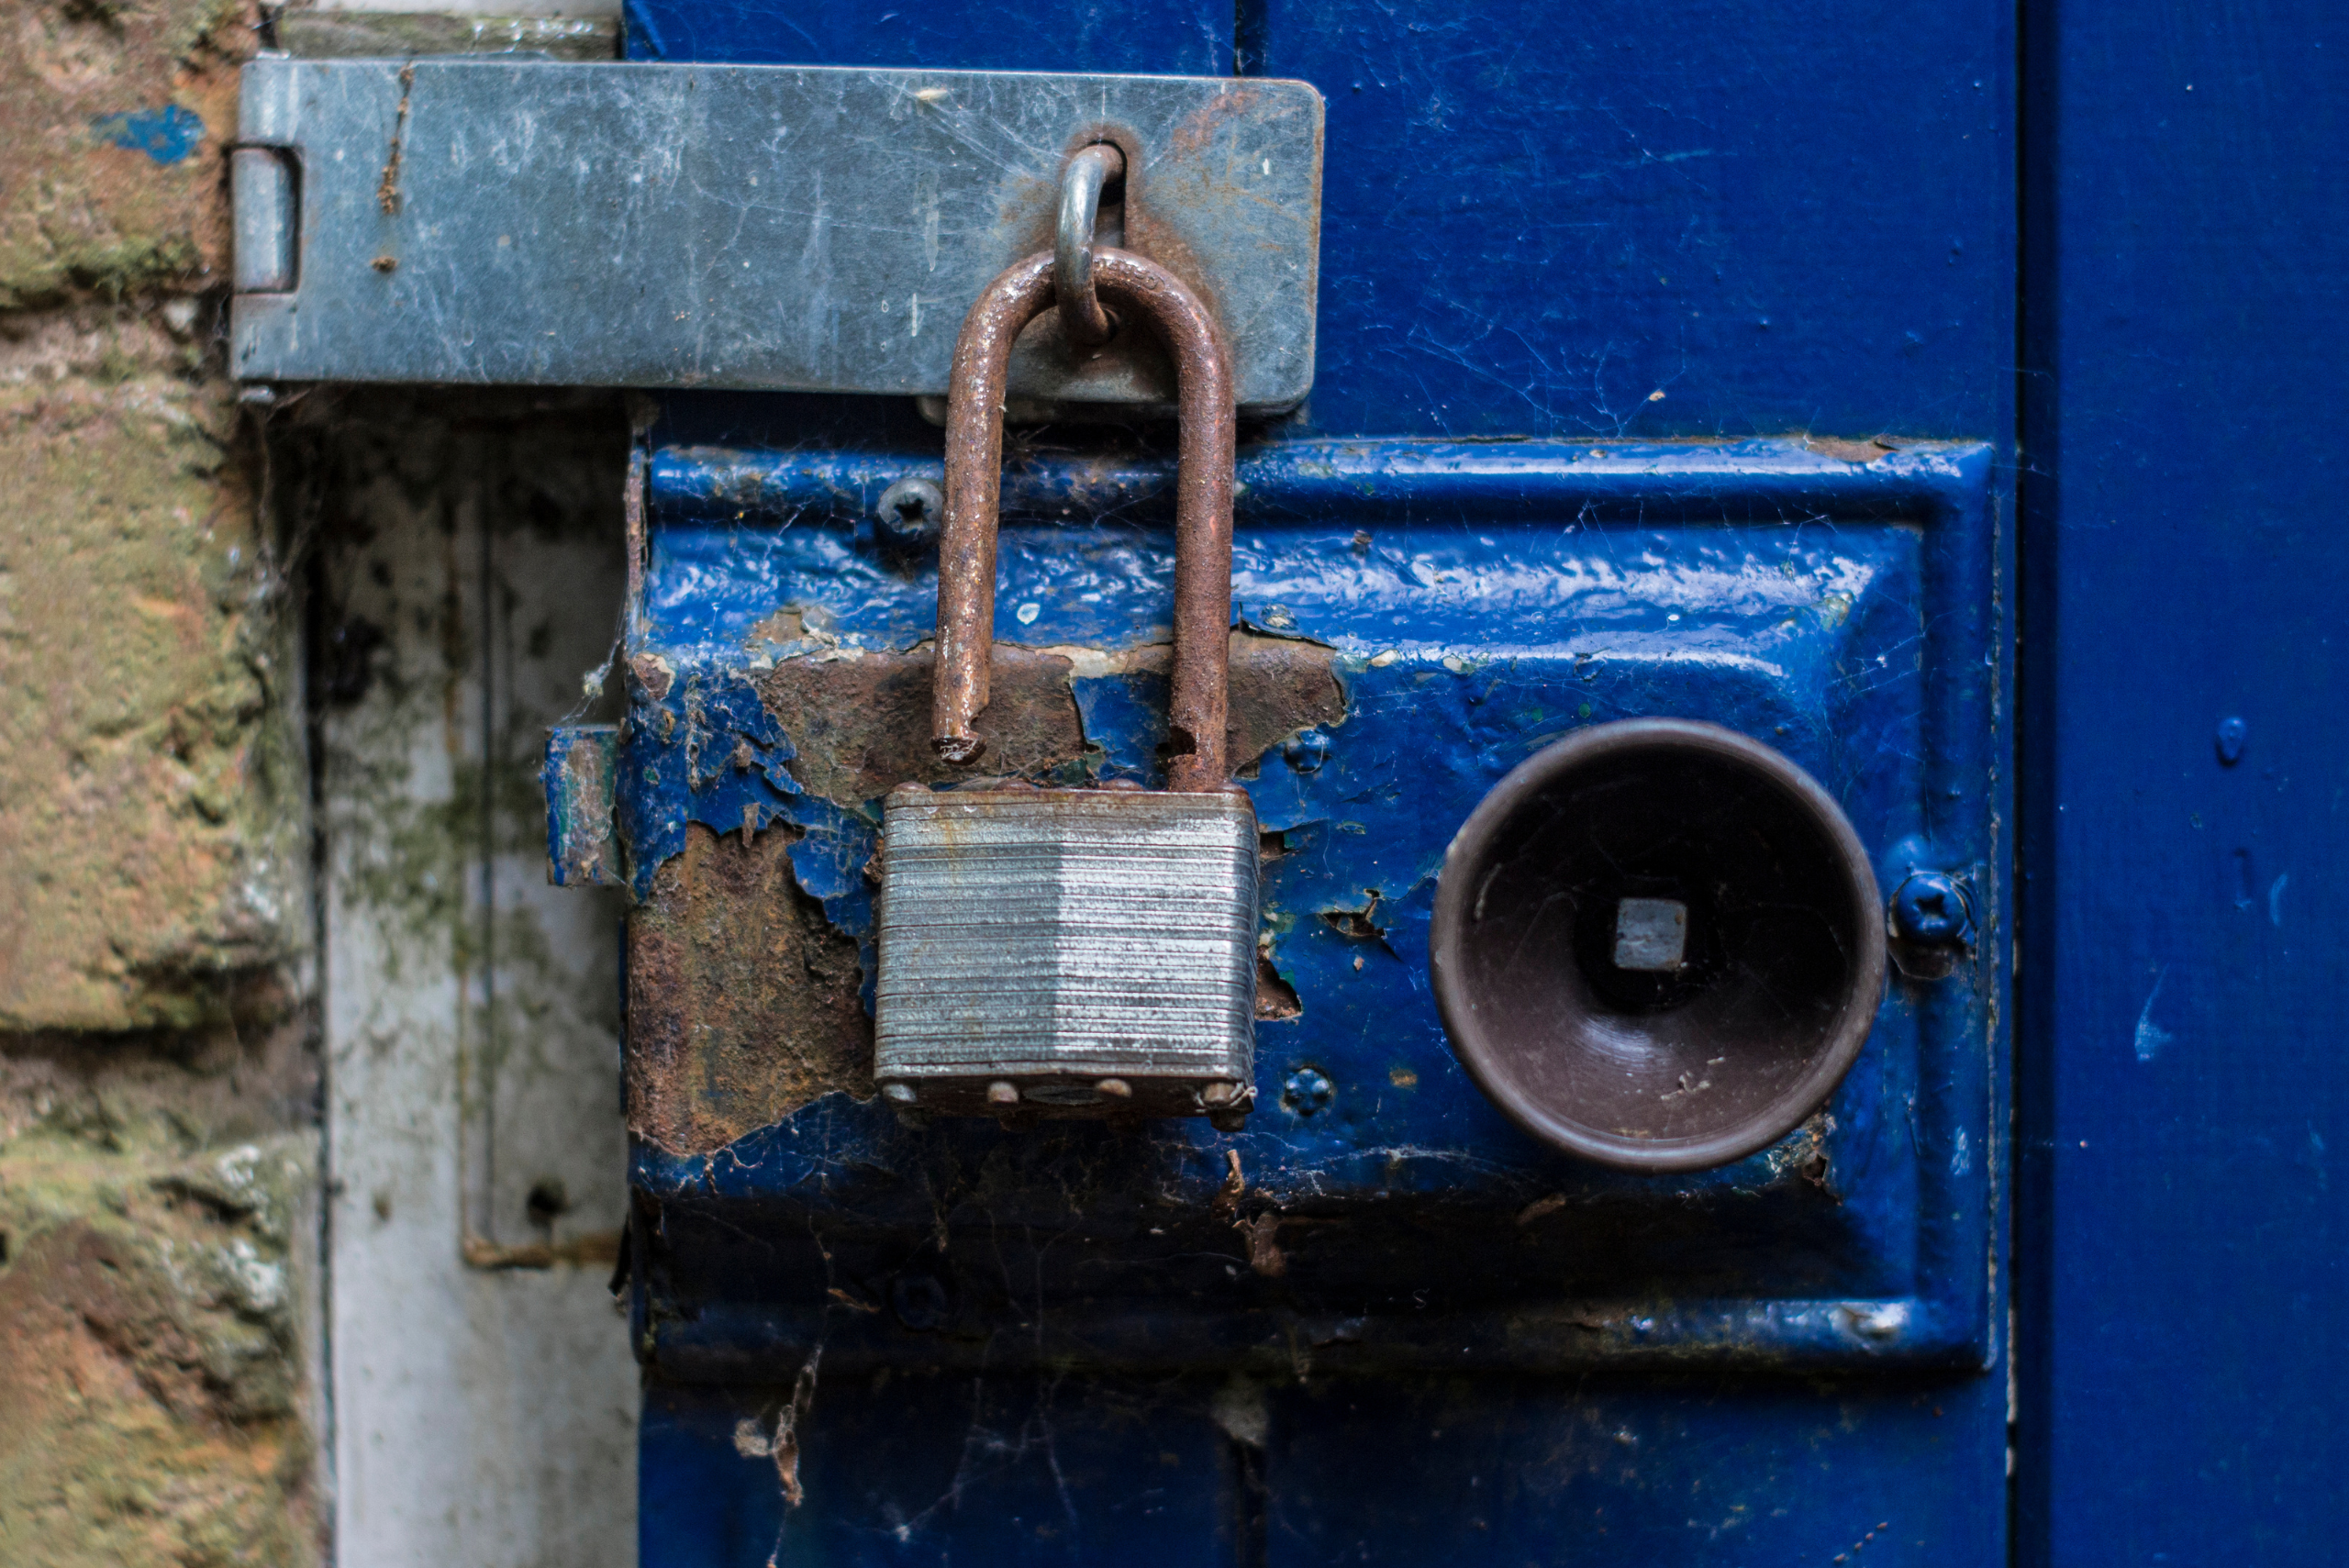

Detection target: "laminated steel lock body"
[874, 248, 1259, 1126]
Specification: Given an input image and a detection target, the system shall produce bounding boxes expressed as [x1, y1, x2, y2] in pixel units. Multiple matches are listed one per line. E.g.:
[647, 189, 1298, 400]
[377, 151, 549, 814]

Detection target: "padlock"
[873, 246, 1258, 1128]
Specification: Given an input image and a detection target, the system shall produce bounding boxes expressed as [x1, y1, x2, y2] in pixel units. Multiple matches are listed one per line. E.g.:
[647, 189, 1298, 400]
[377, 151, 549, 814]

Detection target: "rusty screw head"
[1889, 872, 1972, 945]
[1281, 1067, 1334, 1117]
[891, 1272, 948, 1330]
[875, 476, 944, 552]
[1282, 728, 1330, 773]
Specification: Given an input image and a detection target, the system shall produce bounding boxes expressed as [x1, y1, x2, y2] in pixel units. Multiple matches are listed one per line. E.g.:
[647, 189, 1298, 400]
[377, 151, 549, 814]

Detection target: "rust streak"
[1169, 83, 1264, 157]
[461, 1229, 623, 1271]
[1240, 1211, 1287, 1277]
[376, 61, 414, 216]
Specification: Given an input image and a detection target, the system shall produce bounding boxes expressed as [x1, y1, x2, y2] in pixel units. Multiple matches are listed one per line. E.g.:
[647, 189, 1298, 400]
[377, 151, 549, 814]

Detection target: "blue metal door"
[574, 1, 2346, 1562]
[2013, 4, 2349, 1562]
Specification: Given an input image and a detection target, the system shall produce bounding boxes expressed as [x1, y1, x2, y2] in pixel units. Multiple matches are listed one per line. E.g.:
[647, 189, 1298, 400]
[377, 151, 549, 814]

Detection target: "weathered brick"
[0, 0, 253, 309]
[0, 1018, 319, 1566]
[0, 310, 303, 1029]
[0, 5, 317, 1559]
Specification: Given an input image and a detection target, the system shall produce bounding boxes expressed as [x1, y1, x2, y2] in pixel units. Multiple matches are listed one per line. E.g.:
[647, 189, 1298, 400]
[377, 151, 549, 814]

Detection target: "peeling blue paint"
[619, 668, 802, 900]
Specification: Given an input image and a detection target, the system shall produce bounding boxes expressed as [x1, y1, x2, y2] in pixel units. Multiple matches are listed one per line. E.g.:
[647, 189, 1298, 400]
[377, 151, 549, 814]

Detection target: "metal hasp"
[228, 58, 1322, 410]
[1052, 142, 1125, 349]
[873, 248, 1258, 1124]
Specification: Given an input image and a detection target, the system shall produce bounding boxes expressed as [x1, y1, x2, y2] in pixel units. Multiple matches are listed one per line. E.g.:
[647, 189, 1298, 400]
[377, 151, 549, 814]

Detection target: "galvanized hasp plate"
[231, 59, 1323, 410]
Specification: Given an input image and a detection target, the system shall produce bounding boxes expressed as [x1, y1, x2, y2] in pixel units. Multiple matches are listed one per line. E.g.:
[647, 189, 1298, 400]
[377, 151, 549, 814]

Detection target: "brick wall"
[0, 3, 318, 1561]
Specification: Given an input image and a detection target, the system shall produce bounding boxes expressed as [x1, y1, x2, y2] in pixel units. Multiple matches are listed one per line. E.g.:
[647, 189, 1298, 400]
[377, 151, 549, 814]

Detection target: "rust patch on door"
[751, 645, 1090, 806]
[751, 632, 1346, 806]
[626, 823, 872, 1155]
[1225, 630, 1346, 767]
[629, 632, 1347, 1151]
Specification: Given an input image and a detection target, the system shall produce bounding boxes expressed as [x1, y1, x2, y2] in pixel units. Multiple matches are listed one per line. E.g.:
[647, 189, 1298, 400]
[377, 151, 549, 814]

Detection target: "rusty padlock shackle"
[931, 247, 1237, 795]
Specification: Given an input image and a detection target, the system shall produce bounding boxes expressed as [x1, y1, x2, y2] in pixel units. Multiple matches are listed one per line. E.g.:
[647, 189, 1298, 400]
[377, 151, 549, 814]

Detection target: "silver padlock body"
[875, 786, 1258, 1117]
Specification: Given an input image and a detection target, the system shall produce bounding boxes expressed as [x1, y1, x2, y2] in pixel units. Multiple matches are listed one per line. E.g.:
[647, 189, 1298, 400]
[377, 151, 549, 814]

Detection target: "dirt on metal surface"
[627, 823, 873, 1155]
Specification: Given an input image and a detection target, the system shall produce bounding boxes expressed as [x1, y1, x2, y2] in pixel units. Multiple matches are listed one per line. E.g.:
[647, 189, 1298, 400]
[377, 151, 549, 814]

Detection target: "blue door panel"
[2016, 0, 2349, 1558]
[626, 0, 2016, 443]
[641, 1373, 2005, 1567]
[620, 444, 2008, 1559]
[624, 0, 1233, 77]
[1256, 0, 2015, 439]
[1262, 1376, 2006, 1567]
[643, 1375, 1243, 1566]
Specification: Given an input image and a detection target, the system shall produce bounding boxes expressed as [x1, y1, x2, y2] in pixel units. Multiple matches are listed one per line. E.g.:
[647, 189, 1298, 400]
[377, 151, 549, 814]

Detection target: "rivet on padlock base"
[872, 243, 1258, 1128]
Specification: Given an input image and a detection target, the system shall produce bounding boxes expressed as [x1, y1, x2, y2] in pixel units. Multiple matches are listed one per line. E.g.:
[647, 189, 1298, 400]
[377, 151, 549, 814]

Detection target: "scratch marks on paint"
[2132, 967, 2173, 1063]
[2268, 873, 2288, 929]
[919, 168, 941, 272]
